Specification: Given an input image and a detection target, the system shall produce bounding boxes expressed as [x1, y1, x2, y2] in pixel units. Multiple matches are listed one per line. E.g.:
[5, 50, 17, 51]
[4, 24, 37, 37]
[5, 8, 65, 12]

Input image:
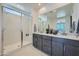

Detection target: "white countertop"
[33, 32, 79, 41]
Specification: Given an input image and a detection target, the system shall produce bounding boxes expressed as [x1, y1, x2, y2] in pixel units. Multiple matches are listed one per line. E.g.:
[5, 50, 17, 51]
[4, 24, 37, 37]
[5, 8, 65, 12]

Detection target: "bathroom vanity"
[33, 33, 79, 56]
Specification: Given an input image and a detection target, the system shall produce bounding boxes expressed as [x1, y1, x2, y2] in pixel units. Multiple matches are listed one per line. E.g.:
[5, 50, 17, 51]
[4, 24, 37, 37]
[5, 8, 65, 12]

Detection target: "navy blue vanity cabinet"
[33, 34, 38, 48]
[52, 37, 64, 56]
[42, 35, 52, 55]
[33, 34, 79, 56]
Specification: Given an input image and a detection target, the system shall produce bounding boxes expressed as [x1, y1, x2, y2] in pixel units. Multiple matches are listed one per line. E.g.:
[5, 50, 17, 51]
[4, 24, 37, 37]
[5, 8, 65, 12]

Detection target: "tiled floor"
[3, 41, 32, 55]
[5, 44, 48, 56]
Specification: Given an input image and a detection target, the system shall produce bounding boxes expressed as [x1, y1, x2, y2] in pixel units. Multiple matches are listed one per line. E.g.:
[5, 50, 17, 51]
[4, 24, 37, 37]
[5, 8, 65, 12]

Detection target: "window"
[56, 18, 65, 32]
[3, 7, 21, 16]
[56, 10, 66, 32]
[56, 23, 65, 32]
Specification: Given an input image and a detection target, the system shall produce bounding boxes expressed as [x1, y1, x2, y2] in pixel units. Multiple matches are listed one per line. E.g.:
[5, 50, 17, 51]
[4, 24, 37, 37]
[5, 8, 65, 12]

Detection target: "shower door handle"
[21, 31, 23, 48]
[26, 33, 29, 36]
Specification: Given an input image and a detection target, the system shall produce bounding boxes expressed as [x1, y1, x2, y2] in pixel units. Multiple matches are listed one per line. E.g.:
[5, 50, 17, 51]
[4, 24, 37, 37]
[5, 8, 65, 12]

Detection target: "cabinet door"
[52, 41, 63, 56]
[42, 36, 52, 55]
[64, 45, 79, 56]
[37, 35, 42, 50]
[33, 34, 38, 48]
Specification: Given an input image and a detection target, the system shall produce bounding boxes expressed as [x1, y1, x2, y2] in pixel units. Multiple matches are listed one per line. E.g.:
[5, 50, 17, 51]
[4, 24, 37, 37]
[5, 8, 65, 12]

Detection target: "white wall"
[32, 9, 39, 33]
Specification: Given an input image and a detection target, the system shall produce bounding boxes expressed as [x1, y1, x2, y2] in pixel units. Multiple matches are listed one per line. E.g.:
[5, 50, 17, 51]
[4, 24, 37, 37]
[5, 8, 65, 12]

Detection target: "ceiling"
[18, 3, 55, 12]
[4, 3, 70, 15]
[3, 3, 55, 15]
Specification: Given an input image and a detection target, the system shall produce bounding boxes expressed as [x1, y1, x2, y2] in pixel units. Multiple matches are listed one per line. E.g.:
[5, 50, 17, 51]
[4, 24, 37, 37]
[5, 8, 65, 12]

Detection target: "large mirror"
[38, 3, 74, 34]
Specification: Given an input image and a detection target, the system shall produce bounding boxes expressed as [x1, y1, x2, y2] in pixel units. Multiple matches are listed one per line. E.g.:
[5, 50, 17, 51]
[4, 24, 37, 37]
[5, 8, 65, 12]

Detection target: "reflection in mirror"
[38, 3, 74, 34]
[56, 4, 73, 33]
[38, 15, 48, 33]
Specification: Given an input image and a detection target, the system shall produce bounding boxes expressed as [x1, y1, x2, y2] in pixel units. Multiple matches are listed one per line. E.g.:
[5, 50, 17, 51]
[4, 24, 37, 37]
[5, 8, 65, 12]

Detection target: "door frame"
[1, 6, 4, 56]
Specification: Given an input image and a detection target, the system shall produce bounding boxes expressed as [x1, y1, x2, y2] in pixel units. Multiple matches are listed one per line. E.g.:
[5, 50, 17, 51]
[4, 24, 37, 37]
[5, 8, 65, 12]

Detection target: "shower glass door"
[3, 7, 21, 55]
[22, 14, 32, 46]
